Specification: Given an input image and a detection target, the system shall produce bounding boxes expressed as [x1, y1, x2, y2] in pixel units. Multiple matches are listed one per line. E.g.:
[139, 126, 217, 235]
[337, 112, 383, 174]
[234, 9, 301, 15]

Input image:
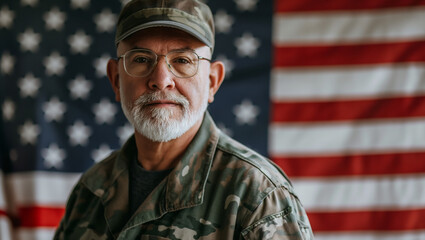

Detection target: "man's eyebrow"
[173, 47, 194, 51]
[128, 46, 150, 51]
[128, 46, 195, 52]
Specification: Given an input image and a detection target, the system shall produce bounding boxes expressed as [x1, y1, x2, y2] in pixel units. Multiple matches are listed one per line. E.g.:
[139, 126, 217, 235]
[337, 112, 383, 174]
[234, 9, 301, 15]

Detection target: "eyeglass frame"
[116, 48, 212, 78]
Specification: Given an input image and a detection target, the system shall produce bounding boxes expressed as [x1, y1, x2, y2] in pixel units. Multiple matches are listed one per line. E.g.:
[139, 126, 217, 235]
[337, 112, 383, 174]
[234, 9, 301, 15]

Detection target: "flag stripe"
[292, 175, 425, 210]
[14, 228, 56, 240]
[269, 118, 425, 155]
[274, 40, 425, 67]
[273, 151, 425, 177]
[0, 210, 7, 217]
[271, 63, 425, 101]
[308, 209, 425, 231]
[18, 206, 64, 228]
[0, 217, 13, 240]
[271, 96, 425, 122]
[6, 172, 80, 205]
[314, 231, 425, 240]
[271, 0, 425, 238]
[276, 0, 425, 12]
[274, 6, 425, 44]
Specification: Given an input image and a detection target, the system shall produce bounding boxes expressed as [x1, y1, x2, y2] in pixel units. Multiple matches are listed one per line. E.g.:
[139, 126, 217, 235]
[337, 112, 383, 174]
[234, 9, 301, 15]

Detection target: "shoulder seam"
[216, 140, 289, 190]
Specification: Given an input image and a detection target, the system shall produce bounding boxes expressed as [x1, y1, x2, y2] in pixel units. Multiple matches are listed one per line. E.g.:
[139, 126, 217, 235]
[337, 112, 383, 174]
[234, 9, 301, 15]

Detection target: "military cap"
[115, 0, 215, 51]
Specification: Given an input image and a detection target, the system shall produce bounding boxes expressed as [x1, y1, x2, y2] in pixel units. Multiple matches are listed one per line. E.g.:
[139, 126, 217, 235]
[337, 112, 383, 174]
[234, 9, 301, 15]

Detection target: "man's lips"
[144, 100, 180, 107]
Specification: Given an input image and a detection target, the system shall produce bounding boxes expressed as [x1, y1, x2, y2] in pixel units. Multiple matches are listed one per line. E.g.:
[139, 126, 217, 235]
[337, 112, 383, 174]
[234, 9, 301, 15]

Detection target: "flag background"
[1, 0, 425, 239]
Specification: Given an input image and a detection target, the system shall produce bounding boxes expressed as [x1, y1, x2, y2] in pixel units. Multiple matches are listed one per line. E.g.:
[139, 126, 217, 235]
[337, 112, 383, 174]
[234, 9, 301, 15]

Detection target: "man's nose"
[147, 58, 175, 90]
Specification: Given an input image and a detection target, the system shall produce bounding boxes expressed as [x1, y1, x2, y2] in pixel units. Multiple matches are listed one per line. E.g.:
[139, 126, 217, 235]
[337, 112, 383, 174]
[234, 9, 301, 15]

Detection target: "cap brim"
[115, 20, 213, 49]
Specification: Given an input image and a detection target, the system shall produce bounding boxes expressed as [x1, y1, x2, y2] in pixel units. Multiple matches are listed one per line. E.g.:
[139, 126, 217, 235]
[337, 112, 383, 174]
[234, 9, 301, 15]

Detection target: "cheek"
[194, 79, 211, 105]
[119, 76, 146, 103]
[197, 66, 212, 96]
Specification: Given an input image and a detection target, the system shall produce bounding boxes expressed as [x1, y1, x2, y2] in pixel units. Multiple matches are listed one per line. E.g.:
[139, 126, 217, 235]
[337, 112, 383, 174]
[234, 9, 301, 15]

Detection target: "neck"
[134, 117, 203, 171]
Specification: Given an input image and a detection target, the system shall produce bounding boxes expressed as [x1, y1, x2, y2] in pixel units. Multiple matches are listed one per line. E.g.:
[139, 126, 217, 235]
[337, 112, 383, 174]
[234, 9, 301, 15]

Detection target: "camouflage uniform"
[54, 113, 314, 239]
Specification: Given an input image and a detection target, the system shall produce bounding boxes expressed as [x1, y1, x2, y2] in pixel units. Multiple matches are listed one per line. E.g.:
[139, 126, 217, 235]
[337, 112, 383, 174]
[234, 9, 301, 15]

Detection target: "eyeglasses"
[118, 48, 211, 78]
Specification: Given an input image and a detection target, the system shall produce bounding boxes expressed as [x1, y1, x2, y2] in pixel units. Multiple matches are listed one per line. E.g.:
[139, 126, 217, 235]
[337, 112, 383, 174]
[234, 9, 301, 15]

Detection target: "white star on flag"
[18, 73, 41, 98]
[21, 0, 38, 7]
[117, 123, 134, 145]
[94, 9, 117, 33]
[68, 75, 93, 99]
[68, 30, 92, 54]
[44, 7, 66, 31]
[93, 98, 118, 124]
[0, 6, 15, 29]
[92, 144, 113, 163]
[42, 143, 66, 169]
[214, 10, 234, 33]
[18, 28, 42, 52]
[70, 0, 90, 9]
[18, 120, 40, 145]
[93, 54, 110, 77]
[42, 97, 67, 122]
[235, 32, 260, 57]
[1, 52, 15, 75]
[68, 120, 92, 146]
[233, 99, 260, 125]
[234, 0, 258, 11]
[43, 51, 67, 76]
[2, 99, 15, 121]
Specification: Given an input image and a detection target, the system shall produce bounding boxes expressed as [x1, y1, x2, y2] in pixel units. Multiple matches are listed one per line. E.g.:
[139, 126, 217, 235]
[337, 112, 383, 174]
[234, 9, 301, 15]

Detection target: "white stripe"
[269, 118, 425, 155]
[315, 231, 425, 240]
[273, 6, 425, 44]
[0, 217, 13, 240]
[5, 171, 81, 206]
[293, 174, 425, 210]
[271, 63, 425, 101]
[16, 227, 56, 240]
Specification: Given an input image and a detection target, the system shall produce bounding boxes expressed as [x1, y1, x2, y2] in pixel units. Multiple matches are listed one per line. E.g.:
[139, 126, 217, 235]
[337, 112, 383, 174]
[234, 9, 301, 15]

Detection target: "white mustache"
[134, 91, 189, 108]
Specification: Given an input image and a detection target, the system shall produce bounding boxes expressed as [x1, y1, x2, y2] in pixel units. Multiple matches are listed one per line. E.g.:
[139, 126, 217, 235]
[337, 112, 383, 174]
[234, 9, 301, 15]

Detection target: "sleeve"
[240, 187, 314, 240]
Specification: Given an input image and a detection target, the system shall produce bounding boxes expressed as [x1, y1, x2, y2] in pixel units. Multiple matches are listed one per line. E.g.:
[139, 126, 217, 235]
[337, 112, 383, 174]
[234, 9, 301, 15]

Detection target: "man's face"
[108, 28, 220, 142]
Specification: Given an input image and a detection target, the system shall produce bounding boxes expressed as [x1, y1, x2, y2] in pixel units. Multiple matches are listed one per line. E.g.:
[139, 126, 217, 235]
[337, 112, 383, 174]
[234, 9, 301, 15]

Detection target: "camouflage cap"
[115, 0, 215, 51]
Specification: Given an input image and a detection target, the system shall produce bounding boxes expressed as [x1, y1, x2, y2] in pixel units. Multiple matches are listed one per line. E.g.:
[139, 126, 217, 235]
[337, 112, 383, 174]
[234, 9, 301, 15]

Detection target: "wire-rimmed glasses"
[118, 48, 211, 78]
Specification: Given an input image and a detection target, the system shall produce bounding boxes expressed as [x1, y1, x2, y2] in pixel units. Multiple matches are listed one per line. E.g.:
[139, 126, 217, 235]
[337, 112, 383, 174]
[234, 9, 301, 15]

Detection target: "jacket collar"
[125, 112, 220, 229]
[82, 112, 220, 232]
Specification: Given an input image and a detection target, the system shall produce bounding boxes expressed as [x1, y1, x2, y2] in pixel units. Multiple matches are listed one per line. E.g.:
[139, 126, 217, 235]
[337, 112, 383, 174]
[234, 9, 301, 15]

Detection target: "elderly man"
[54, 0, 314, 239]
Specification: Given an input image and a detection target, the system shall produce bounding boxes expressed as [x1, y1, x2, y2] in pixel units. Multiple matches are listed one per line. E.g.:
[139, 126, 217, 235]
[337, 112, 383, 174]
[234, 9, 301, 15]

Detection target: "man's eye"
[133, 56, 150, 63]
[173, 57, 191, 64]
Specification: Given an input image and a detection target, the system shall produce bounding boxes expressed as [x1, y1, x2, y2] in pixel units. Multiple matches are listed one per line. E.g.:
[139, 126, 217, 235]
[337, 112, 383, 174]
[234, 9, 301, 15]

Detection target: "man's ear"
[208, 61, 225, 103]
[107, 58, 121, 102]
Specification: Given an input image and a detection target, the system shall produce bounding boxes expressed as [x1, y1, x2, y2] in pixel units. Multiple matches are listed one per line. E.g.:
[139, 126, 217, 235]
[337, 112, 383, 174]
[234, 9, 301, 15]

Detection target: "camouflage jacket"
[54, 113, 314, 239]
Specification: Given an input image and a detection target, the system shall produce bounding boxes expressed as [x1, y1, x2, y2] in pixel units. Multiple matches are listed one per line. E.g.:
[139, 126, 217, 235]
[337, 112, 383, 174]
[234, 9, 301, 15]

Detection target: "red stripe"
[273, 40, 425, 67]
[308, 208, 425, 232]
[0, 209, 7, 217]
[271, 96, 425, 122]
[275, 0, 425, 12]
[18, 206, 64, 228]
[272, 152, 425, 177]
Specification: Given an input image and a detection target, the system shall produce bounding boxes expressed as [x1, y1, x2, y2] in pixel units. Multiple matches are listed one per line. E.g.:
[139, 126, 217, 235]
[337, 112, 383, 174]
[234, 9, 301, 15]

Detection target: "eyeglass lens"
[124, 49, 199, 78]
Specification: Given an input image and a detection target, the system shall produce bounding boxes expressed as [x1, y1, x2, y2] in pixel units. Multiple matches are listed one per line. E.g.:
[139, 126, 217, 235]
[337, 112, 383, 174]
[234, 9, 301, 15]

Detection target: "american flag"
[0, 0, 424, 239]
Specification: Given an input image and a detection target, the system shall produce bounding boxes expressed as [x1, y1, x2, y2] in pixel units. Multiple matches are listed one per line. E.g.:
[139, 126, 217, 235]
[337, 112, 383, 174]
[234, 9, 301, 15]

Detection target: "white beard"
[122, 89, 208, 142]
